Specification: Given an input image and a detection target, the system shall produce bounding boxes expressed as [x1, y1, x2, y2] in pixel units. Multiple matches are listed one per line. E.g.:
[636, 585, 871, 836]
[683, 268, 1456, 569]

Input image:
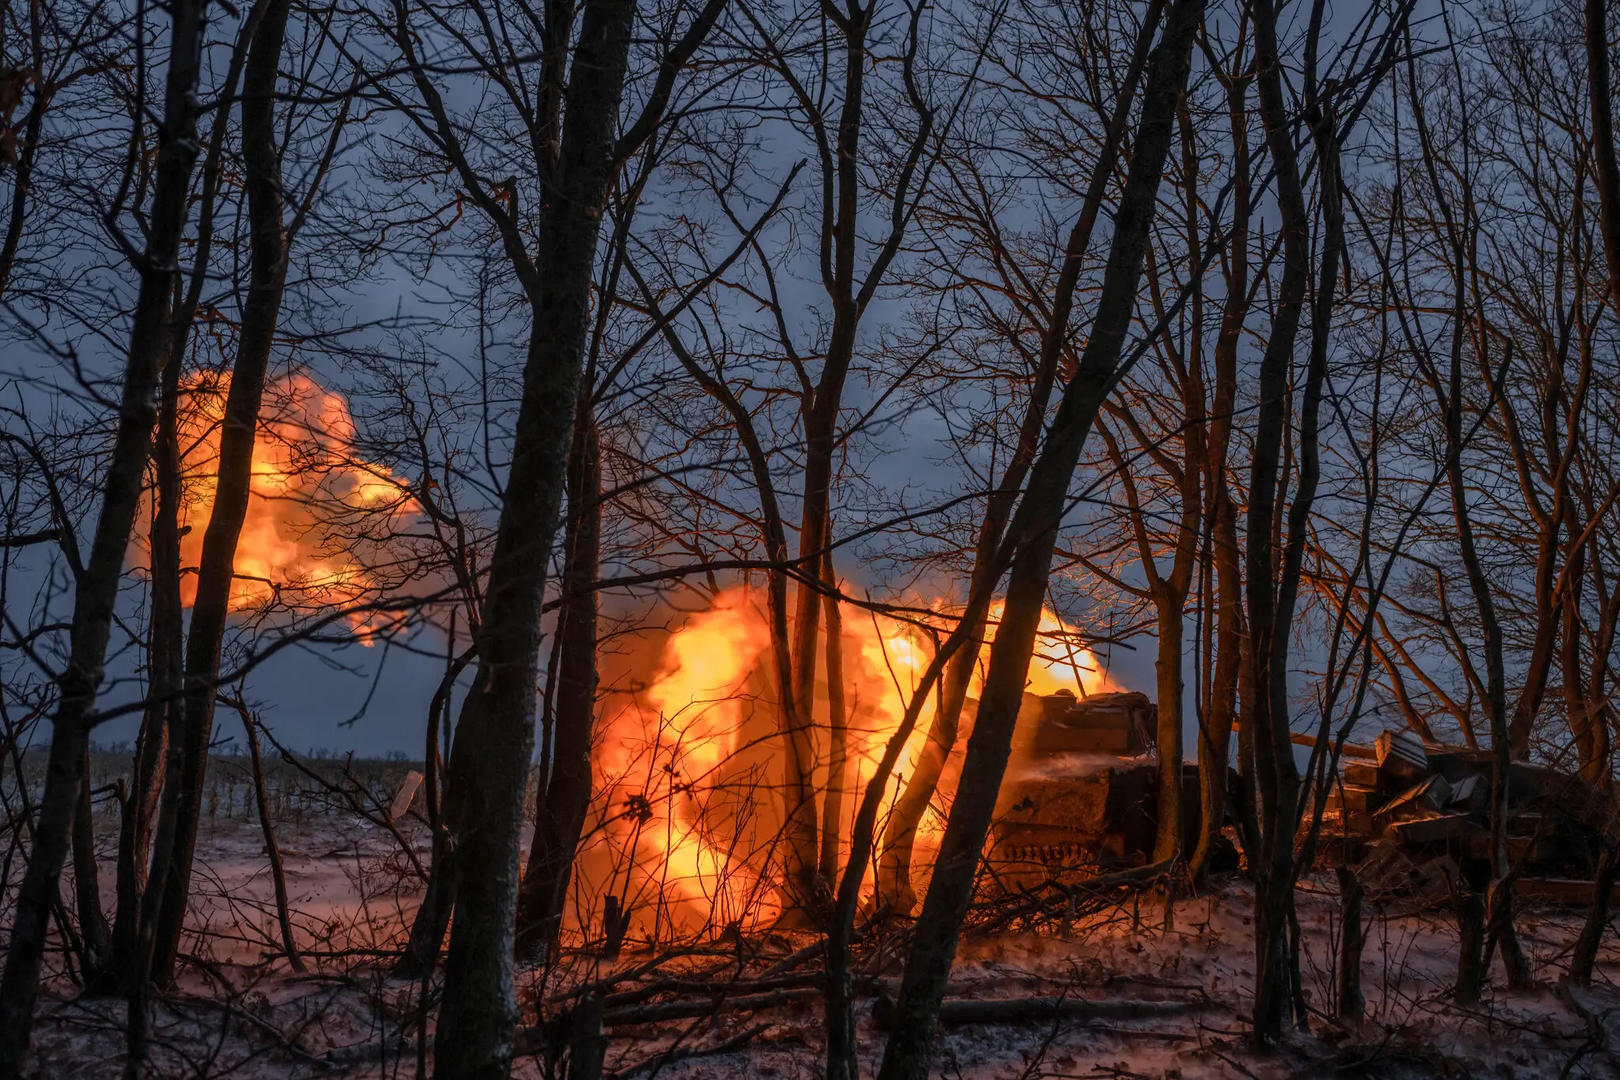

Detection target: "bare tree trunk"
[0, 1, 211, 1067]
[111, 390, 179, 987]
[1144, 96, 1216, 877]
[70, 744, 110, 983]
[874, 6, 1201, 1076]
[1151, 597, 1186, 865]
[875, 0, 1169, 915]
[1336, 865, 1364, 1020]
[875, 577, 983, 915]
[112, 0, 266, 1001]
[783, 3, 886, 913]
[1397, 18, 1533, 997]
[147, 0, 295, 986]
[817, 549, 850, 885]
[1245, 0, 1313, 1043]
[1569, 845, 1619, 986]
[433, 4, 637, 1074]
[0, 0, 45, 299]
[515, 404, 601, 962]
[1190, 48, 1250, 886]
[1588, 0, 1620, 335]
[398, 635, 470, 978]
[119, 396, 181, 1058]
[1456, 882, 1487, 1003]
[1565, 0, 1620, 989]
[238, 706, 302, 972]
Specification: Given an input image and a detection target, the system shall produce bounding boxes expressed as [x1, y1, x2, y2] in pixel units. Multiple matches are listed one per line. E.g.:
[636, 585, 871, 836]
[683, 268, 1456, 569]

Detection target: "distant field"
[2, 749, 560, 825]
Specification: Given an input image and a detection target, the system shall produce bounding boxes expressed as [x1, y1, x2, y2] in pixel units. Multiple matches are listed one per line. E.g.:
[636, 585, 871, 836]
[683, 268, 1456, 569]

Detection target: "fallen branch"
[608, 1022, 770, 1079]
[872, 993, 1207, 1030]
[602, 972, 823, 1009]
[968, 858, 1178, 935]
[601, 987, 823, 1026]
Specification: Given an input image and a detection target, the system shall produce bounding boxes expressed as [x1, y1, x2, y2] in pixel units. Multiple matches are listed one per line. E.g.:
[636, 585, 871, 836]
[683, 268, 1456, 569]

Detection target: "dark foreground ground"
[8, 810, 1620, 1078]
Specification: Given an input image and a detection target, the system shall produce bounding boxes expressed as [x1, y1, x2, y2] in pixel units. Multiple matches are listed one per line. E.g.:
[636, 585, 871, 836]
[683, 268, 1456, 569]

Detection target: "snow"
[10, 814, 1620, 1077]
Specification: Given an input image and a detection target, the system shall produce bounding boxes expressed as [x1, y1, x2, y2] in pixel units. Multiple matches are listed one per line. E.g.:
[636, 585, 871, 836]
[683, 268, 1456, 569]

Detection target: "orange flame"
[581, 586, 1114, 940]
[134, 371, 414, 636]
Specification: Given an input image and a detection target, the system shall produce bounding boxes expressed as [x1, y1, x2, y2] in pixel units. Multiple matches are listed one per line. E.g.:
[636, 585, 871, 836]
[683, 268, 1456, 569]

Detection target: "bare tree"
[872, 3, 1203, 1074]
[145, 0, 303, 987]
[0, 0, 213, 1068]
[877, 0, 1169, 915]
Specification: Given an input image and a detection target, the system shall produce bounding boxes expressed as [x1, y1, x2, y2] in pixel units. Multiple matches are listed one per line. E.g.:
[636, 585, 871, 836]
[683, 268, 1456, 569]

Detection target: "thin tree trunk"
[111, 691, 170, 1000]
[240, 707, 302, 972]
[110, 401, 179, 988]
[0, 0, 212, 1067]
[1566, 0, 1620, 989]
[1589, 0, 1620, 328]
[398, 635, 471, 978]
[147, 0, 295, 985]
[71, 744, 110, 984]
[1190, 49, 1249, 886]
[1456, 884, 1487, 1004]
[784, 6, 881, 912]
[433, 4, 637, 1075]
[875, 0, 1169, 916]
[1151, 598, 1184, 865]
[1194, 493, 1242, 880]
[1569, 845, 1619, 986]
[1336, 865, 1364, 1020]
[874, 7, 1201, 1076]
[515, 404, 601, 962]
[1246, 0, 1314, 1043]
[1581, 0, 1620, 789]
[112, 0, 265, 1000]
[0, 0, 45, 299]
[1399, 24, 1533, 996]
[818, 549, 849, 885]
[875, 582, 982, 915]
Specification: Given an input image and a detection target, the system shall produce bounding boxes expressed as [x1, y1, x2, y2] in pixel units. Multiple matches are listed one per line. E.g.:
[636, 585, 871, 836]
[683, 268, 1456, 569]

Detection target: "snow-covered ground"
[12, 814, 1620, 1078]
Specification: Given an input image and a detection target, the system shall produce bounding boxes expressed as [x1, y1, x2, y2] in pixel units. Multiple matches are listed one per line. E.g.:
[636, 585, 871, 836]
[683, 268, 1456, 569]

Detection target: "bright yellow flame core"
[582, 586, 1113, 941]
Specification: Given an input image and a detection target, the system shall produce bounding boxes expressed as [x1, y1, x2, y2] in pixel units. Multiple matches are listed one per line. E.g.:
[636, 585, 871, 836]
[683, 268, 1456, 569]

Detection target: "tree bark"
[1569, 0, 1620, 987]
[432, 3, 637, 1075]
[1245, 0, 1315, 1043]
[110, 358, 180, 990]
[0, 0, 45, 299]
[1456, 884, 1487, 1005]
[1190, 47, 1250, 886]
[817, 548, 850, 885]
[147, 0, 295, 986]
[515, 404, 601, 962]
[0, 0, 212, 1068]
[783, 6, 880, 915]
[875, 0, 1169, 915]
[874, 6, 1202, 1076]
[1151, 597, 1185, 865]
[116, 280, 188, 1077]
[1335, 865, 1364, 1020]
[110, 0, 266, 996]
[70, 745, 110, 984]
[239, 706, 303, 971]
[398, 635, 470, 977]
[1569, 845, 1619, 986]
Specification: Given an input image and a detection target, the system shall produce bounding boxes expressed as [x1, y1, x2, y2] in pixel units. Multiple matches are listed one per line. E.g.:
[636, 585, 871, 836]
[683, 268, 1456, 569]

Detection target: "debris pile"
[1325, 730, 1620, 904]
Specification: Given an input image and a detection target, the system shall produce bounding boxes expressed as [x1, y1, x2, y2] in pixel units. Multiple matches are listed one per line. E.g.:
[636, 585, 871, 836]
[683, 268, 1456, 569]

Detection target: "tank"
[985, 690, 1201, 886]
